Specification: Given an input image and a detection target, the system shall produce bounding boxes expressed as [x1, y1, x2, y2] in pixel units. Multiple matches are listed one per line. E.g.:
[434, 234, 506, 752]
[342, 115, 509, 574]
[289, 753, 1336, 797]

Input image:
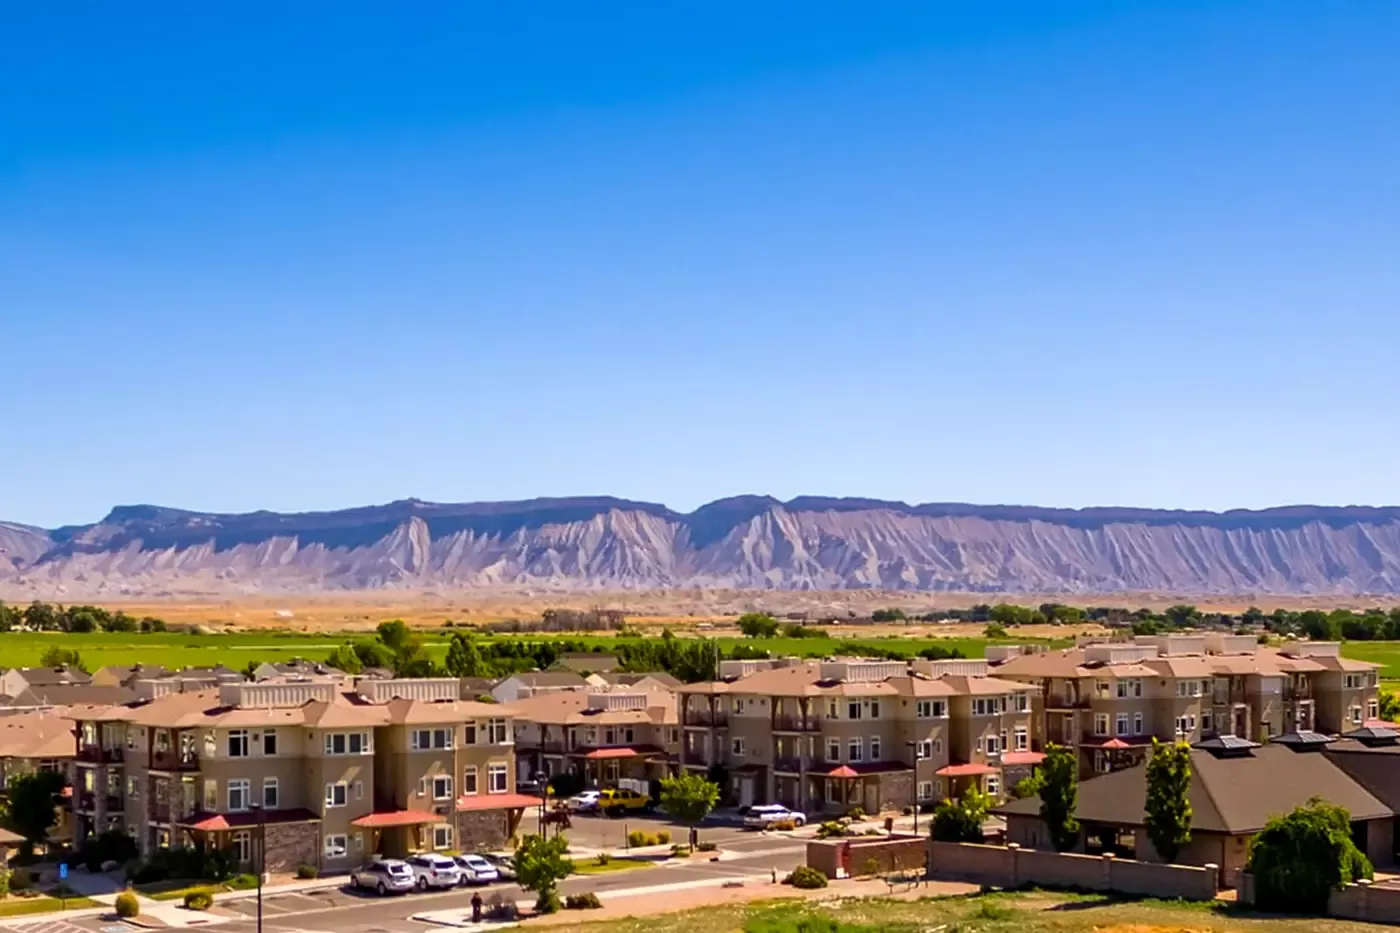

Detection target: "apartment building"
[989, 635, 1381, 777]
[677, 658, 1039, 815]
[509, 687, 680, 787]
[68, 678, 538, 873]
[0, 710, 76, 847]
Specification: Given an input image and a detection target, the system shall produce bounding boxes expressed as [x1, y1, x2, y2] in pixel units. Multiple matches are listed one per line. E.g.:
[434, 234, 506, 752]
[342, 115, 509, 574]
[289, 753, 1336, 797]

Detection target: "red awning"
[579, 745, 662, 760]
[456, 794, 544, 812]
[1001, 752, 1046, 765]
[351, 809, 441, 829]
[820, 763, 911, 778]
[183, 808, 321, 832]
[1097, 739, 1131, 750]
[826, 765, 859, 779]
[934, 763, 998, 777]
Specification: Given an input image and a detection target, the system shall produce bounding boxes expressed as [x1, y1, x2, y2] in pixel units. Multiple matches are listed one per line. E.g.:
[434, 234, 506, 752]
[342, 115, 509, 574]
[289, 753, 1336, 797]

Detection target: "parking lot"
[514, 807, 754, 852]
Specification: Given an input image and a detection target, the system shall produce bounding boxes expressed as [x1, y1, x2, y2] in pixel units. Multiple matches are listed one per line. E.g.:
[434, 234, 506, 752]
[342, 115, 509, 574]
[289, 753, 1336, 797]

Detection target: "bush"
[594, 853, 610, 866]
[115, 891, 141, 918]
[295, 864, 318, 880]
[655, 830, 671, 844]
[815, 821, 850, 839]
[535, 889, 562, 914]
[1248, 798, 1374, 914]
[627, 830, 650, 847]
[131, 862, 166, 885]
[564, 892, 602, 910]
[183, 889, 214, 910]
[846, 807, 865, 821]
[783, 866, 828, 889]
[226, 874, 259, 891]
[8, 868, 32, 892]
[82, 830, 141, 873]
[696, 841, 717, 852]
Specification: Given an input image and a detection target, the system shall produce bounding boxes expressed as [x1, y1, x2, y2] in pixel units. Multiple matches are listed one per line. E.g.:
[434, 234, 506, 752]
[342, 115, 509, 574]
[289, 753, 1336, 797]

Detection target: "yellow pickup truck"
[598, 787, 653, 815]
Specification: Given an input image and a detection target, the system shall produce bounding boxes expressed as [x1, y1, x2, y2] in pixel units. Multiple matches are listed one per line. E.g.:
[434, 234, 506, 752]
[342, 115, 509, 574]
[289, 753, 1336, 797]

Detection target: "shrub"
[696, 841, 717, 852]
[183, 889, 214, 911]
[783, 866, 828, 889]
[8, 868, 32, 892]
[655, 830, 671, 844]
[0, 868, 8, 899]
[226, 874, 259, 891]
[115, 891, 140, 918]
[627, 830, 646, 847]
[295, 864, 318, 880]
[564, 892, 603, 910]
[815, 822, 850, 839]
[535, 889, 562, 914]
[594, 853, 610, 866]
[1248, 798, 1374, 914]
[846, 807, 865, 821]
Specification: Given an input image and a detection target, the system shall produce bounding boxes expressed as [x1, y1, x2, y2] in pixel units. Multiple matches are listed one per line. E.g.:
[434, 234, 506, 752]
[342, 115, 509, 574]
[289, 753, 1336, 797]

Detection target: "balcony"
[77, 792, 96, 812]
[76, 746, 125, 765]
[773, 757, 805, 774]
[684, 710, 728, 728]
[681, 748, 712, 767]
[1044, 694, 1089, 710]
[772, 716, 820, 732]
[150, 750, 199, 771]
[150, 803, 172, 823]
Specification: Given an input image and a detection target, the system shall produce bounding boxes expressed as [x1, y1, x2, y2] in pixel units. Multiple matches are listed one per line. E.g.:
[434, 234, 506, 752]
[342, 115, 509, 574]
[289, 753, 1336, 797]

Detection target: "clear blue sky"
[3, 2, 1398, 528]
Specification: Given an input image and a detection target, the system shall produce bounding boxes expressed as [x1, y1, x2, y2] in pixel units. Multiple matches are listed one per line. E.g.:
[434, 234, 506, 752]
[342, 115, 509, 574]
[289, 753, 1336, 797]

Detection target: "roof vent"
[1342, 725, 1400, 747]
[1193, 734, 1260, 758]
[1272, 730, 1334, 752]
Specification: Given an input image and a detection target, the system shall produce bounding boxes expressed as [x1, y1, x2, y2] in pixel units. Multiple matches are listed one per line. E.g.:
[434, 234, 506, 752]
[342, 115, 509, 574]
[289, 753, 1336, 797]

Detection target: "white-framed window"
[869, 736, 882, 760]
[1368, 700, 1380, 721]
[432, 776, 453, 800]
[1115, 714, 1129, 736]
[917, 781, 934, 801]
[827, 701, 839, 719]
[826, 738, 841, 762]
[825, 781, 839, 803]
[1175, 716, 1191, 737]
[354, 780, 363, 799]
[1011, 693, 1029, 712]
[324, 834, 348, 859]
[869, 701, 881, 719]
[488, 764, 508, 793]
[1117, 679, 1141, 699]
[916, 740, 933, 759]
[1346, 674, 1365, 690]
[973, 698, 1003, 716]
[325, 782, 348, 808]
[262, 730, 278, 756]
[731, 737, 745, 757]
[733, 699, 746, 715]
[1095, 752, 1113, 774]
[1133, 713, 1144, 735]
[488, 719, 510, 744]
[1014, 727, 1028, 751]
[465, 722, 479, 745]
[1095, 680, 1110, 698]
[985, 735, 1000, 756]
[463, 767, 478, 795]
[433, 824, 452, 849]
[986, 775, 1000, 796]
[262, 777, 279, 809]
[916, 700, 941, 718]
[227, 730, 249, 758]
[847, 702, 862, 720]
[1093, 714, 1109, 737]
[411, 728, 453, 751]
[848, 738, 864, 762]
[232, 830, 251, 863]
[1351, 706, 1364, 725]
[227, 779, 251, 812]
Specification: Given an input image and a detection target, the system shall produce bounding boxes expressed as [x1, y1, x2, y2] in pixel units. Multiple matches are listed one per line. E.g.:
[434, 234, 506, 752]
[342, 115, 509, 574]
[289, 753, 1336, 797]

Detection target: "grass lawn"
[1338, 642, 1400, 680]
[146, 884, 221, 902]
[573, 858, 656, 875]
[559, 891, 1393, 933]
[0, 895, 100, 916]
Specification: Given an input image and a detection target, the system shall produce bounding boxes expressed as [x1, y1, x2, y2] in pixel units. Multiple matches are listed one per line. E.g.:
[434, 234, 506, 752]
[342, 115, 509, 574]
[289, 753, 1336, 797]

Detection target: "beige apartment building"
[989, 635, 1382, 776]
[509, 687, 680, 788]
[69, 678, 539, 872]
[678, 658, 1039, 815]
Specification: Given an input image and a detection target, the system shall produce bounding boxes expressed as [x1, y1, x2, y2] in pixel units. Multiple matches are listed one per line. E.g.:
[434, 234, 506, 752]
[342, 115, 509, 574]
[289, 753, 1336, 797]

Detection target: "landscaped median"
[0, 895, 101, 917]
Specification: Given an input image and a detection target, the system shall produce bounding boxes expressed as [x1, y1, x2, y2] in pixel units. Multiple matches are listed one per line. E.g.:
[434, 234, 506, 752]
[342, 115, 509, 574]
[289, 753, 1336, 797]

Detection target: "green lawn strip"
[146, 884, 224, 902]
[572, 858, 656, 875]
[0, 895, 100, 916]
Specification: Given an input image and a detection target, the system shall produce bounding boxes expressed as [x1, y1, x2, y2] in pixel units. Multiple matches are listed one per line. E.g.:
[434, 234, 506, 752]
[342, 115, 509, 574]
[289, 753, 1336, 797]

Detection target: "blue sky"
[3, 2, 1398, 528]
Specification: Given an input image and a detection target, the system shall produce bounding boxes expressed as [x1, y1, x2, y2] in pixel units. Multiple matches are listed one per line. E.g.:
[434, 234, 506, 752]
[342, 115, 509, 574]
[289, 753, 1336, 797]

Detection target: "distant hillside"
[3, 497, 1400, 596]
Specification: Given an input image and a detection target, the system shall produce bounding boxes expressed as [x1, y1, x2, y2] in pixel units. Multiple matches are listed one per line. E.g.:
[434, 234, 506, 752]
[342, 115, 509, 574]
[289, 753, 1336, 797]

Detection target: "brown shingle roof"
[0, 712, 76, 759]
[997, 744, 1391, 834]
[10, 666, 93, 687]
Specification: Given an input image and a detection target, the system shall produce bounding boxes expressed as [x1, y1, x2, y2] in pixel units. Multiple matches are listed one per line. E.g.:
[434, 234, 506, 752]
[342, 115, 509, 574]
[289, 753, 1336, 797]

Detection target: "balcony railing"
[150, 750, 199, 771]
[1043, 694, 1089, 710]
[105, 796, 123, 812]
[772, 716, 820, 732]
[773, 757, 805, 773]
[150, 804, 172, 823]
[681, 748, 712, 766]
[76, 745, 125, 764]
[684, 711, 728, 728]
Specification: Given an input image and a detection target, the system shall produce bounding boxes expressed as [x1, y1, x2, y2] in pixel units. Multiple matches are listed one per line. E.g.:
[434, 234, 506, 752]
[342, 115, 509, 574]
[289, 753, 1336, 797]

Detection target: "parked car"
[479, 852, 517, 880]
[598, 787, 652, 815]
[743, 804, 807, 829]
[453, 853, 500, 884]
[566, 790, 602, 812]
[350, 859, 415, 895]
[406, 854, 463, 890]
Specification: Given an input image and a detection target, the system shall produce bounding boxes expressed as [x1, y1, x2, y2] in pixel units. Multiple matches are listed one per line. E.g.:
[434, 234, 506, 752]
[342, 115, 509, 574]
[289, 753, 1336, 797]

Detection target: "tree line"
[0, 600, 168, 633]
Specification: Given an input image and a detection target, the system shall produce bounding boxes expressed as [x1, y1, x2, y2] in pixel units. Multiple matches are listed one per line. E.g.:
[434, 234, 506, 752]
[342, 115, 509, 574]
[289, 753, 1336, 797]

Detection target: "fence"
[926, 841, 1219, 901]
[806, 836, 926, 879]
[1240, 874, 1400, 925]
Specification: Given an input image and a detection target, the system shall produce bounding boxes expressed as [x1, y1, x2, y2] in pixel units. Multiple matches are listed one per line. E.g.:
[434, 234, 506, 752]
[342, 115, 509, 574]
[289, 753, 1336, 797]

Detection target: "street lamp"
[250, 803, 266, 933]
[905, 742, 921, 836]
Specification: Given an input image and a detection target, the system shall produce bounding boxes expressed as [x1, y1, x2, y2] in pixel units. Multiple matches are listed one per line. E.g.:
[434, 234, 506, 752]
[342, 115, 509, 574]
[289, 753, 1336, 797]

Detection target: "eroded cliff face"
[3, 497, 1400, 596]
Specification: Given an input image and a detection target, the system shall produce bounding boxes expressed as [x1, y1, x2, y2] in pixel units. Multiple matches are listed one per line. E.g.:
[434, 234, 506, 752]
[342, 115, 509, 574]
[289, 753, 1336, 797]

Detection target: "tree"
[1380, 691, 1400, 723]
[1247, 798, 1373, 914]
[1163, 604, 1200, 628]
[659, 772, 721, 849]
[1038, 744, 1080, 852]
[445, 634, 490, 678]
[930, 787, 991, 842]
[326, 644, 363, 675]
[375, 619, 432, 676]
[983, 623, 1009, 639]
[38, 646, 85, 671]
[4, 771, 66, 857]
[736, 613, 779, 638]
[1011, 769, 1045, 800]
[23, 601, 60, 631]
[513, 833, 574, 914]
[1143, 739, 1192, 862]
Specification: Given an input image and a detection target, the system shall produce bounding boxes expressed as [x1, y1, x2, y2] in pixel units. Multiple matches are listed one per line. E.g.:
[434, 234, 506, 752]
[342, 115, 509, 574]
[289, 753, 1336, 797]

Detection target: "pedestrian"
[471, 891, 483, 923]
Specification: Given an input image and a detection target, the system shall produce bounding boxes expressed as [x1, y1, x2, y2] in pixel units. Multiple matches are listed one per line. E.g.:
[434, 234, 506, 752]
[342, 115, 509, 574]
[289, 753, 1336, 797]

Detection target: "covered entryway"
[352, 809, 441, 858]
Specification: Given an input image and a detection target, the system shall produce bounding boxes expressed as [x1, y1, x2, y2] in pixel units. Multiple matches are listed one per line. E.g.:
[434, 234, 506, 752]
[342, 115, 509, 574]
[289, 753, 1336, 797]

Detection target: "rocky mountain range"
[3, 497, 1400, 597]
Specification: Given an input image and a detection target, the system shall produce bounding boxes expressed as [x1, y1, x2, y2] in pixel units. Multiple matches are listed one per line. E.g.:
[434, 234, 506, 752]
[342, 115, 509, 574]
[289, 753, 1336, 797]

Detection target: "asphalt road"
[10, 832, 807, 933]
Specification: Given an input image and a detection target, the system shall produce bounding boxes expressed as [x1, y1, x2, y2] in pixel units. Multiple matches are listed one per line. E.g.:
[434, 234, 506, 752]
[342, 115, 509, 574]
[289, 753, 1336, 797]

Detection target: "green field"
[1332, 641, 1400, 679]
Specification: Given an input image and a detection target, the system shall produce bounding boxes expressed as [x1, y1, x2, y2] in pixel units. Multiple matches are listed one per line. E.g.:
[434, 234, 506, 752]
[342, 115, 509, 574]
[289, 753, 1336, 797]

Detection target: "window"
[917, 781, 934, 801]
[1115, 713, 1129, 736]
[848, 738, 864, 762]
[870, 736, 882, 760]
[262, 730, 277, 756]
[731, 737, 745, 757]
[916, 740, 933, 759]
[1116, 679, 1141, 699]
[127, 777, 138, 798]
[1175, 716, 1191, 737]
[227, 779, 251, 812]
[1014, 727, 1028, 751]
[1095, 680, 1110, 698]
[1093, 714, 1109, 737]
[465, 722, 478, 745]
[1351, 706, 1364, 725]
[869, 701, 881, 719]
[733, 699, 746, 715]
[1368, 700, 1380, 721]
[412, 728, 453, 751]
[325, 732, 371, 755]
[973, 698, 1003, 716]
[1011, 693, 1029, 712]
[1201, 711, 1212, 733]
[463, 767, 478, 795]
[488, 764, 508, 793]
[324, 834, 348, 859]
[847, 702, 862, 720]
[432, 776, 453, 800]
[204, 779, 217, 811]
[354, 780, 363, 800]
[325, 782, 348, 808]
[227, 730, 249, 758]
[916, 699, 947, 718]
[825, 781, 839, 803]
[623, 727, 635, 744]
[986, 775, 1000, 796]
[1346, 674, 1365, 690]
[827, 701, 838, 719]
[604, 728, 616, 745]
[826, 738, 840, 762]
[262, 778, 279, 809]
[1133, 713, 1144, 735]
[232, 831, 251, 864]
[985, 735, 1000, 756]
[433, 825, 452, 849]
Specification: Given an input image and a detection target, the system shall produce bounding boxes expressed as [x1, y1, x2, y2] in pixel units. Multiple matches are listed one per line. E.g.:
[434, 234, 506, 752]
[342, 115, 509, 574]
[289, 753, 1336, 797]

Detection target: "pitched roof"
[507, 690, 677, 726]
[8, 666, 93, 688]
[0, 712, 75, 759]
[593, 672, 683, 689]
[505, 671, 589, 688]
[1325, 743, 1400, 810]
[24, 685, 139, 708]
[998, 744, 1391, 834]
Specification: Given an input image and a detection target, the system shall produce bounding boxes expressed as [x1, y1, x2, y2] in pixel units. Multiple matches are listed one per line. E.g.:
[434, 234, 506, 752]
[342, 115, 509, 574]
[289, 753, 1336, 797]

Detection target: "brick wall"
[264, 822, 319, 873]
[806, 835, 925, 879]
[456, 809, 510, 852]
[927, 841, 1219, 901]
[1241, 876, 1400, 924]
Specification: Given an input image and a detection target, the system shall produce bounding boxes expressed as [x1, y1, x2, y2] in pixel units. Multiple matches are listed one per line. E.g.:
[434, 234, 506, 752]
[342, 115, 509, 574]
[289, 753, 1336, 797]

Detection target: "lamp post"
[905, 742, 920, 836]
[250, 803, 265, 933]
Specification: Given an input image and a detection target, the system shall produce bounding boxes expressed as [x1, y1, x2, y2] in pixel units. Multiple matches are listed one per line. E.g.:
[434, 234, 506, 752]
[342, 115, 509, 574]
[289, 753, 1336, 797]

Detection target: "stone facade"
[455, 808, 511, 852]
[263, 821, 320, 873]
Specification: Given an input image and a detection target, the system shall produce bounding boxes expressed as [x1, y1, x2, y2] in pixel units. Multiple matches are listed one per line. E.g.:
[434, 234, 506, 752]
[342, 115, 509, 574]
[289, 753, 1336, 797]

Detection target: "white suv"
[406, 854, 462, 890]
[743, 804, 806, 829]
